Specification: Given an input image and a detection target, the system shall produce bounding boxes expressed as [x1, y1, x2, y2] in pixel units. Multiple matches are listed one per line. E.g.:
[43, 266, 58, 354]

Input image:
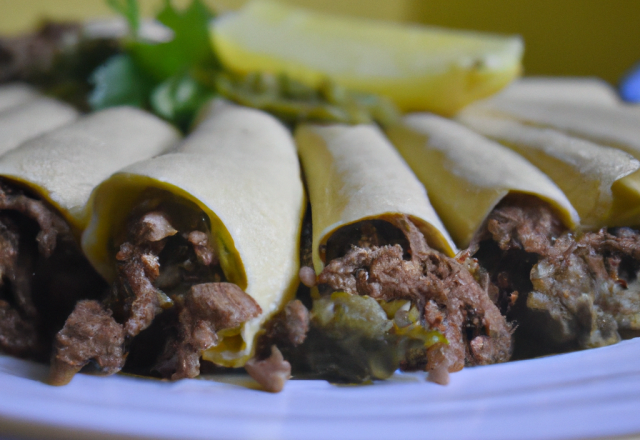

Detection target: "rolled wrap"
[0, 96, 79, 156]
[462, 98, 640, 228]
[488, 77, 621, 107]
[386, 113, 578, 247]
[457, 111, 640, 229]
[294, 123, 456, 274]
[82, 100, 305, 367]
[0, 106, 181, 234]
[0, 83, 39, 113]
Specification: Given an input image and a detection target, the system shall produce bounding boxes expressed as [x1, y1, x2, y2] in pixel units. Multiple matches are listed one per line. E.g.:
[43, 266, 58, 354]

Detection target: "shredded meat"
[318, 215, 513, 374]
[528, 228, 640, 348]
[156, 282, 261, 380]
[0, 182, 75, 358]
[471, 194, 564, 256]
[474, 195, 640, 355]
[0, 300, 38, 356]
[112, 211, 177, 338]
[49, 300, 125, 385]
[51, 210, 178, 381]
[186, 231, 217, 266]
[256, 299, 310, 360]
[50, 196, 287, 386]
[115, 243, 165, 338]
[0, 182, 70, 258]
[245, 345, 291, 392]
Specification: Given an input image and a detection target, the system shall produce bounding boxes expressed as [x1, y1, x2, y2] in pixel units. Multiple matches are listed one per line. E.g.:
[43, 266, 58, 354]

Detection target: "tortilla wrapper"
[457, 112, 640, 229]
[0, 97, 79, 156]
[295, 123, 456, 274]
[0, 106, 180, 234]
[488, 77, 621, 107]
[386, 113, 579, 248]
[462, 98, 640, 228]
[464, 99, 640, 159]
[82, 100, 305, 368]
[0, 83, 38, 112]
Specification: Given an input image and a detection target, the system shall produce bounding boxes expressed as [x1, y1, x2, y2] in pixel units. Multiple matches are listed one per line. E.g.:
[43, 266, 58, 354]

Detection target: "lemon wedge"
[211, 0, 524, 115]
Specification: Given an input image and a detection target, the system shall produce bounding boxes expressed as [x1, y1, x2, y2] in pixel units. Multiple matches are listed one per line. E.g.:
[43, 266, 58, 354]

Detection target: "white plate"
[1, 338, 640, 440]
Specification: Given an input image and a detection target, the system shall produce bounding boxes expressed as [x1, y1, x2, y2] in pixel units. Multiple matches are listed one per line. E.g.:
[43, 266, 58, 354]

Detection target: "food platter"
[1, 3, 640, 440]
[1, 337, 640, 440]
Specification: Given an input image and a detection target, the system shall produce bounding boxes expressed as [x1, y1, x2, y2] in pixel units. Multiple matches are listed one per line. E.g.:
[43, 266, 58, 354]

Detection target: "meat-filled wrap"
[459, 100, 640, 228]
[385, 113, 578, 248]
[457, 112, 640, 229]
[387, 114, 640, 357]
[0, 96, 79, 155]
[61, 101, 305, 390]
[0, 107, 180, 363]
[293, 123, 512, 385]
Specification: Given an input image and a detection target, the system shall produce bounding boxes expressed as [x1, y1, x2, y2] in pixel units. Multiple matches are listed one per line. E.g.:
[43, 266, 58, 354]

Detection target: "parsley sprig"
[90, 0, 218, 131]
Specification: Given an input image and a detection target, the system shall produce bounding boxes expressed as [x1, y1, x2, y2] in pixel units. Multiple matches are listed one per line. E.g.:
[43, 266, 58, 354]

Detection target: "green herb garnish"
[90, 0, 219, 130]
[89, 0, 400, 130]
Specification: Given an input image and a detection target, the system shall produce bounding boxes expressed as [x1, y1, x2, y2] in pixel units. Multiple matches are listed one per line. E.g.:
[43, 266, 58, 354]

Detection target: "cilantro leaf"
[129, 0, 219, 82]
[150, 73, 215, 131]
[89, 54, 154, 110]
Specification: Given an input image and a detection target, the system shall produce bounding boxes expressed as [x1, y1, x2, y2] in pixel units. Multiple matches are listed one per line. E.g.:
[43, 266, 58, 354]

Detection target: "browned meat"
[49, 300, 125, 386]
[323, 218, 410, 264]
[50, 211, 178, 382]
[245, 346, 291, 392]
[186, 231, 217, 267]
[51, 198, 265, 384]
[0, 218, 36, 321]
[0, 300, 38, 356]
[112, 211, 178, 337]
[256, 299, 310, 359]
[156, 282, 261, 380]
[130, 211, 178, 245]
[528, 228, 640, 348]
[0, 183, 70, 258]
[115, 243, 164, 338]
[0, 182, 92, 359]
[188, 282, 262, 330]
[472, 194, 564, 256]
[318, 215, 513, 374]
[473, 195, 640, 356]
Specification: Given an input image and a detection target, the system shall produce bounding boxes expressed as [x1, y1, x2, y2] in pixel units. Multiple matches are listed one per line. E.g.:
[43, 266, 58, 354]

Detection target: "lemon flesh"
[211, 1, 524, 115]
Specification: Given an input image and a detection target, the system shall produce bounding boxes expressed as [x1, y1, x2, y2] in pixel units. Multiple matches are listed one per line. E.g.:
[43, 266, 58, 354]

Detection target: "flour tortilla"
[0, 96, 79, 156]
[0, 106, 180, 234]
[82, 100, 305, 368]
[386, 113, 579, 247]
[295, 122, 456, 274]
[457, 111, 640, 229]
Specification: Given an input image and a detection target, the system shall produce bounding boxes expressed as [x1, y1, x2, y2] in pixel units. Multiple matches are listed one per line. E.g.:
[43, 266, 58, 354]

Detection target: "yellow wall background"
[0, 0, 638, 85]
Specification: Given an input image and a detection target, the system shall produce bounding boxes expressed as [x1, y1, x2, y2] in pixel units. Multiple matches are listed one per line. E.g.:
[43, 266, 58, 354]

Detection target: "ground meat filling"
[317, 215, 513, 374]
[0, 181, 97, 359]
[51, 202, 261, 384]
[473, 194, 640, 356]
